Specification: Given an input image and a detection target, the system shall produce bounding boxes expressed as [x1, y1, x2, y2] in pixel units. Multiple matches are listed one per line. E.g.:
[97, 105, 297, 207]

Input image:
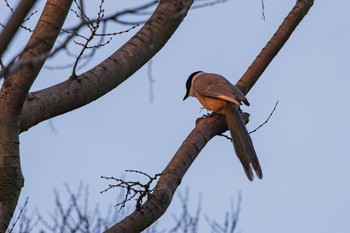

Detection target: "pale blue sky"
[2, 0, 350, 232]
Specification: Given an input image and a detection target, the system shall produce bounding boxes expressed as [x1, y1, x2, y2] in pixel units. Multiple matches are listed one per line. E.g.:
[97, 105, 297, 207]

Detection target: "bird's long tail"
[225, 103, 263, 181]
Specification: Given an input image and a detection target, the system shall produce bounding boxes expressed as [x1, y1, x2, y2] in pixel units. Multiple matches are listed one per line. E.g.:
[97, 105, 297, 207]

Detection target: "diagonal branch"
[236, 0, 314, 95]
[107, 0, 314, 232]
[3, 0, 73, 112]
[0, 0, 37, 59]
[105, 114, 228, 233]
[19, 0, 194, 133]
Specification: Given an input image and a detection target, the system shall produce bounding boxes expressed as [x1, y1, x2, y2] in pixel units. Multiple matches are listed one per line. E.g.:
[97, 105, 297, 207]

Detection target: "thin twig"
[8, 197, 29, 233]
[261, 0, 266, 21]
[191, 0, 230, 9]
[218, 133, 232, 142]
[101, 170, 162, 211]
[3, 0, 36, 32]
[147, 59, 155, 102]
[249, 100, 279, 134]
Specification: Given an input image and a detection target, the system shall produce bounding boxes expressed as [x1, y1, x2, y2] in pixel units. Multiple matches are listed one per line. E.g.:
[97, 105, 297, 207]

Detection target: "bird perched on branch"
[183, 71, 263, 181]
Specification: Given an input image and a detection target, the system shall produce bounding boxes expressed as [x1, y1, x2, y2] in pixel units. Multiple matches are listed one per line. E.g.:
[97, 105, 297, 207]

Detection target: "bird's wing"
[194, 73, 249, 105]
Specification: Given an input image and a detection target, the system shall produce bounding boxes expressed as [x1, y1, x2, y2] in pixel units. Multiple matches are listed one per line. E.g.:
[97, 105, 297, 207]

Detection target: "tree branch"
[105, 114, 227, 233]
[3, 0, 73, 113]
[0, 0, 37, 59]
[19, 0, 194, 133]
[106, 1, 315, 232]
[0, 1, 72, 232]
[236, 0, 314, 95]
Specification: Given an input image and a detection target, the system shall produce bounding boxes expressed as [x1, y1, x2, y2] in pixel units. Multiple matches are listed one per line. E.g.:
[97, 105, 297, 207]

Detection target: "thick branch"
[3, 0, 73, 114]
[106, 114, 227, 233]
[236, 0, 314, 94]
[19, 0, 194, 133]
[108, 1, 315, 232]
[0, 1, 72, 231]
[0, 0, 37, 59]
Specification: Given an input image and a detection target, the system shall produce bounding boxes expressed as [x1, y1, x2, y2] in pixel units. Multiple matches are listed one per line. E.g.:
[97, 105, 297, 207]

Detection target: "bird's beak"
[183, 94, 189, 101]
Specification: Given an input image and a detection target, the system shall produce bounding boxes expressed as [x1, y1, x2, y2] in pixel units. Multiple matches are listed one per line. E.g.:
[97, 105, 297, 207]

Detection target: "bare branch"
[105, 114, 227, 232]
[71, 22, 139, 76]
[101, 170, 162, 211]
[72, 0, 91, 25]
[0, 0, 37, 59]
[0, 1, 73, 231]
[0, 59, 5, 76]
[19, 0, 194, 133]
[106, 2, 314, 231]
[8, 197, 29, 233]
[64, 1, 158, 31]
[147, 59, 155, 102]
[1, 0, 147, 77]
[249, 100, 279, 134]
[220, 100, 278, 141]
[1, 1, 158, 77]
[69, 0, 106, 75]
[31, 183, 122, 233]
[236, 0, 314, 95]
[169, 188, 201, 233]
[191, 0, 230, 9]
[205, 193, 241, 233]
[261, 0, 266, 21]
[0, 25, 78, 78]
[1, 1, 38, 33]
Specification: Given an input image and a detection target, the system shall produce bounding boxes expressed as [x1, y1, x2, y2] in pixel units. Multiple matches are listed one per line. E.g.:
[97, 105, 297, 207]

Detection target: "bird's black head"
[183, 71, 202, 101]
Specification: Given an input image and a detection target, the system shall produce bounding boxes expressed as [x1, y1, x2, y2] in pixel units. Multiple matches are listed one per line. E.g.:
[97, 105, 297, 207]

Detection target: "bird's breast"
[197, 96, 229, 114]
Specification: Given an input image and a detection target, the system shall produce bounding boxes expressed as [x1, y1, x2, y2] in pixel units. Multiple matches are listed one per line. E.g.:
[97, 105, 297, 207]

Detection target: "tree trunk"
[0, 1, 72, 231]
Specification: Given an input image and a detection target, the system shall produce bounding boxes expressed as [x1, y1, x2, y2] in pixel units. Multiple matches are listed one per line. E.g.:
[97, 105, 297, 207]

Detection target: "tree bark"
[0, 1, 72, 231]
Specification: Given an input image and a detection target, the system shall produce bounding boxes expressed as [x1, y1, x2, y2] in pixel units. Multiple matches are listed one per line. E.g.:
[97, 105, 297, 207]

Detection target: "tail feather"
[225, 103, 263, 181]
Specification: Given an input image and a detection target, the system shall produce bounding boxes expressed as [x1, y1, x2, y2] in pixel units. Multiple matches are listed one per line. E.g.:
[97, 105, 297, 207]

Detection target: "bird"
[183, 71, 263, 181]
